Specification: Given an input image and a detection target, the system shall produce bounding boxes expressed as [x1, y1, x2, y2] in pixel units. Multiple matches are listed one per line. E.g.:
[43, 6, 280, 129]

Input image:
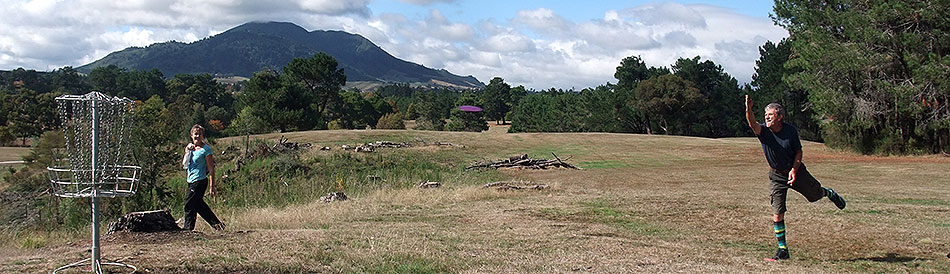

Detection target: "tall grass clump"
[201, 140, 506, 211]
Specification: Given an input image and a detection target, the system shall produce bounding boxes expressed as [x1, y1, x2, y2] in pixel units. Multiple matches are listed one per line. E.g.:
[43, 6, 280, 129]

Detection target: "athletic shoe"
[212, 222, 227, 231]
[764, 248, 789, 261]
[827, 188, 846, 209]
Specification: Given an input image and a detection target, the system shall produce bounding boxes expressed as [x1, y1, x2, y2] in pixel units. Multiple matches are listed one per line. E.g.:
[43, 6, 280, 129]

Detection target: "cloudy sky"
[0, 0, 788, 90]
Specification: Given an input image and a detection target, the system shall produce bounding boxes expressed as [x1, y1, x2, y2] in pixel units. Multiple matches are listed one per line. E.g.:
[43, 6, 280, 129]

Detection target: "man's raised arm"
[746, 95, 762, 135]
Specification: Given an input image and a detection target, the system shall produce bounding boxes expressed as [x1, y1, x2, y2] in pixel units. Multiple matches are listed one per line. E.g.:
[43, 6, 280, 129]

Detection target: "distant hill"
[77, 21, 482, 89]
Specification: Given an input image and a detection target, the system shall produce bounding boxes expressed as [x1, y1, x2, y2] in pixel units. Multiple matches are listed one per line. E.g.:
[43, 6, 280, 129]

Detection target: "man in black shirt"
[745, 95, 847, 261]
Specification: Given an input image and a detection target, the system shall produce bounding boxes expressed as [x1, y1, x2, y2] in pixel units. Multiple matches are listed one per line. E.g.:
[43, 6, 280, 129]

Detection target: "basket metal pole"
[90, 96, 101, 271]
[91, 196, 102, 272]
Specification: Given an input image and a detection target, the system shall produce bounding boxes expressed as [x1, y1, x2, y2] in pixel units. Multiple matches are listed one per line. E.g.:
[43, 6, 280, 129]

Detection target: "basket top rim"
[55, 91, 133, 103]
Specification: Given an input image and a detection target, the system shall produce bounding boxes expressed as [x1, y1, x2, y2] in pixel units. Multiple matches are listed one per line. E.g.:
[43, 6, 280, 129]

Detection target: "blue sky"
[0, 0, 788, 90]
[370, 1, 777, 23]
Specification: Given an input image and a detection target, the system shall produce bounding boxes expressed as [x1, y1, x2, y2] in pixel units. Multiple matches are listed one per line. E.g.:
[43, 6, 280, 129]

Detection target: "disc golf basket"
[47, 92, 140, 274]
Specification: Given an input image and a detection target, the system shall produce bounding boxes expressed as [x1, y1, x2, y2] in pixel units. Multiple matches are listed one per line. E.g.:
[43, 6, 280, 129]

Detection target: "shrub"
[328, 119, 345, 130]
[208, 120, 225, 131]
[376, 113, 405, 129]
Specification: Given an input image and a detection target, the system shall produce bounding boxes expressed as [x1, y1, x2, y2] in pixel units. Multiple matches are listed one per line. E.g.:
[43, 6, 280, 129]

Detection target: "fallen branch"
[369, 141, 412, 148]
[418, 181, 441, 188]
[466, 154, 580, 170]
[434, 141, 464, 148]
[224, 136, 311, 179]
[483, 181, 548, 191]
[550, 152, 579, 169]
[320, 192, 348, 203]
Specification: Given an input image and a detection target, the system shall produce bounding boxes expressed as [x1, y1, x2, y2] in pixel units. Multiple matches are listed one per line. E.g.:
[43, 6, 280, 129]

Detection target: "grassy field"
[0, 147, 30, 190]
[1, 126, 948, 273]
[0, 147, 30, 163]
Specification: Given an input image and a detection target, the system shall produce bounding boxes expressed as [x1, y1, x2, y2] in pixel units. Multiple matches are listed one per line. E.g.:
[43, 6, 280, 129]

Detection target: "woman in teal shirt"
[182, 124, 225, 231]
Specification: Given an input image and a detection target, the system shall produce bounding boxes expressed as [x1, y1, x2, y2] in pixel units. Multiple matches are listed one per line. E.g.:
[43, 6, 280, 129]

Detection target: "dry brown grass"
[0, 146, 30, 190]
[2, 129, 948, 273]
[0, 147, 30, 163]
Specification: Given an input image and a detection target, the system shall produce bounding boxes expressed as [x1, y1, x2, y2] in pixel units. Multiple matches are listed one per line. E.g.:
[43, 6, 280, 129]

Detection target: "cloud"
[623, 2, 707, 28]
[662, 31, 697, 47]
[480, 32, 535, 53]
[0, 0, 373, 70]
[512, 8, 574, 37]
[0, 1, 787, 90]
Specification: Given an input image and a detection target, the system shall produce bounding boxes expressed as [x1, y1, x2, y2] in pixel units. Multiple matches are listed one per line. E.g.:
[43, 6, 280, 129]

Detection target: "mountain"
[77, 22, 482, 89]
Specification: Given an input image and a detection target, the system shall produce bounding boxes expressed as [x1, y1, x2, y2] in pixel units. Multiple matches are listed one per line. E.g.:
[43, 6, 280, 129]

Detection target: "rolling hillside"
[77, 22, 482, 89]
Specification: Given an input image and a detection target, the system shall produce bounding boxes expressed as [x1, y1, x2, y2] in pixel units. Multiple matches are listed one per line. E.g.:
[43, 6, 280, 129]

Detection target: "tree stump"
[107, 210, 181, 233]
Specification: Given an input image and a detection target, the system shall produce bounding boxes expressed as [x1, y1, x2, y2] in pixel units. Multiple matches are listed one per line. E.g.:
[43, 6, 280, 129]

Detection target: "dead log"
[483, 181, 548, 191]
[467, 154, 580, 170]
[220, 145, 239, 156]
[418, 181, 441, 188]
[320, 192, 348, 203]
[434, 141, 464, 148]
[355, 145, 375, 152]
[370, 141, 412, 148]
[107, 210, 181, 234]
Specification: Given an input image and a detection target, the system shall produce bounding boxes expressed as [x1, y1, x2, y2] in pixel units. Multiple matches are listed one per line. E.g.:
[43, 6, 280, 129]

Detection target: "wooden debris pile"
[220, 145, 240, 156]
[434, 141, 463, 147]
[483, 181, 548, 191]
[354, 144, 375, 152]
[466, 153, 580, 170]
[320, 192, 348, 203]
[336, 140, 462, 153]
[342, 141, 413, 153]
[270, 136, 312, 153]
[224, 136, 311, 179]
[369, 141, 412, 148]
[418, 181, 441, 188]
[107, 210, 180, 233]
[414, 138, 465, 148]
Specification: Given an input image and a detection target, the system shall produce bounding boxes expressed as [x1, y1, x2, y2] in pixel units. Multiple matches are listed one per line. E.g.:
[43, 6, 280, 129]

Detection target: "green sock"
[823, 187, 834, 198]
[774, 221, 787, 250]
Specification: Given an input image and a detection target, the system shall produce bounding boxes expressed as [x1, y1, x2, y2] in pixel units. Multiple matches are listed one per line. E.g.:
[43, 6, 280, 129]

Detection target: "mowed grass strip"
[0, 147, 29, 162]
[0, 147, 30, 187]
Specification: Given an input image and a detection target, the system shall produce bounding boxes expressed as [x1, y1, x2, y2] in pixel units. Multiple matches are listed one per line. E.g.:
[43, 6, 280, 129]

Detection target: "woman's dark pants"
[183, 178, 221, 230]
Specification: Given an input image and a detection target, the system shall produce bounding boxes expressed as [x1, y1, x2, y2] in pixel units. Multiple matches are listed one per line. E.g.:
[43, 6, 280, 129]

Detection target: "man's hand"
[788, 168, 797, 185]
[745, 94, 753, 112]
[207, 187, 216, 197]
[745, 95, 762, 135]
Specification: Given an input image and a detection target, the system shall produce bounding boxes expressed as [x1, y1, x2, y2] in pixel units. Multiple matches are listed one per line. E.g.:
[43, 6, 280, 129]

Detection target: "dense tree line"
[3, 2, 947, 150]
[508, 56, 752, 138]
[772, 0, 949, 154]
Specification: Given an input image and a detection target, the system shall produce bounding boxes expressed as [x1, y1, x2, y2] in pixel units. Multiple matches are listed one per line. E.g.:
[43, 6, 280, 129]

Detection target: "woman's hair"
[191, 124, 205, 136]
[191, 124, 208, 145]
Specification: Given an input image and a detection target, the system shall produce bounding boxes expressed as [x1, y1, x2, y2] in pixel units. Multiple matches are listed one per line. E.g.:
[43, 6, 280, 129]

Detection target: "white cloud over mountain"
[0, 0, 787, 90]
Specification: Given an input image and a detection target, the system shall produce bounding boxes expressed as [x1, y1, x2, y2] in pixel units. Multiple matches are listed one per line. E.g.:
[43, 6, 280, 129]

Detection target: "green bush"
[376, 113, 405, 129]
[328, 120, 345, 130]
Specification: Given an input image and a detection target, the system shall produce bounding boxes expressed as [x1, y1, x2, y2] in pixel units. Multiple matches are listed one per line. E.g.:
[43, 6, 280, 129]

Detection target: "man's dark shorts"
[769, 163, 825, 214]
